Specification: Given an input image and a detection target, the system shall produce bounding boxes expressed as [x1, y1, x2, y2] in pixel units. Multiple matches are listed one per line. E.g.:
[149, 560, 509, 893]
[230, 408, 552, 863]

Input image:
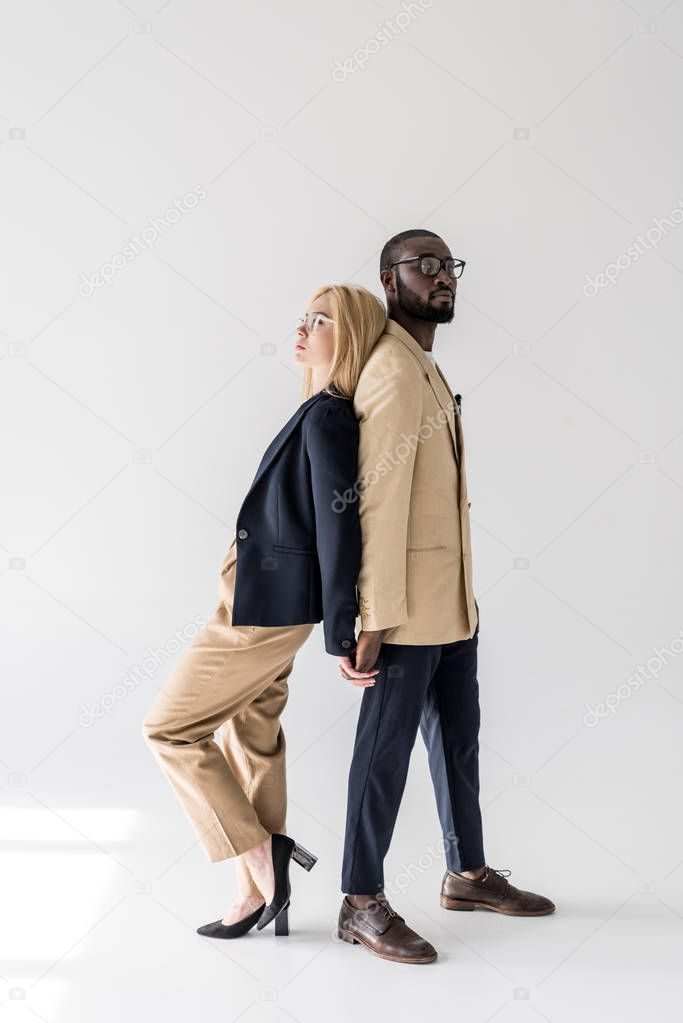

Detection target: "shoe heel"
[440, 895, 475, 911]
[291, 843, 317, 871]
[337, 928, 359, 944]
[275, 905, 289, 936]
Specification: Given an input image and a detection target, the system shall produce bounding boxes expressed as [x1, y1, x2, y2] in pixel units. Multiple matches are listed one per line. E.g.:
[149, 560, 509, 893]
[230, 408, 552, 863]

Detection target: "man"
[336, 230, 555, 965]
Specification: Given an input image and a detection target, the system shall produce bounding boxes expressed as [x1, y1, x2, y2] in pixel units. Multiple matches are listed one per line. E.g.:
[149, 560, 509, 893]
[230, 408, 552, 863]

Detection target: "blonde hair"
[300, 284, 386, 402]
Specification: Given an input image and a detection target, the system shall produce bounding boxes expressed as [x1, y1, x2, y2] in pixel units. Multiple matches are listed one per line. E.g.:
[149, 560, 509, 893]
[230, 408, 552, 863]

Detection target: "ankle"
[245, 837, 271, 864]
[347, 893, 380, 909]
[457, 865, 486, 880]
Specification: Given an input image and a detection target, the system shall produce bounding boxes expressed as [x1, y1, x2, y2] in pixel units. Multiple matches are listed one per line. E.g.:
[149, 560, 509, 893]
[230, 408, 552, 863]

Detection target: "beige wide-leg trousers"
[142, 538, 314, 897]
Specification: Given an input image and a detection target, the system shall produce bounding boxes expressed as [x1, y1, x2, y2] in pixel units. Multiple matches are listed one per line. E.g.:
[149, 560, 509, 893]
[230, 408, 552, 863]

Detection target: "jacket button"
[238, 529, 248, 539]
[341, 639, 352, 649]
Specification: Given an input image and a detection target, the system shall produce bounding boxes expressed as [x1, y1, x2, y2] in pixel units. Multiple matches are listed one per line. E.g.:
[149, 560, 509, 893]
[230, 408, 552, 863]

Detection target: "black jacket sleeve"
[304, 400, 361, 656]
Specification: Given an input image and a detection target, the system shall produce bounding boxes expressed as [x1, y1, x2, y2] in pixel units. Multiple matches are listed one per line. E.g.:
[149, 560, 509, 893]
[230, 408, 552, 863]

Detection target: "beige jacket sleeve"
[353, 345, 424, 632]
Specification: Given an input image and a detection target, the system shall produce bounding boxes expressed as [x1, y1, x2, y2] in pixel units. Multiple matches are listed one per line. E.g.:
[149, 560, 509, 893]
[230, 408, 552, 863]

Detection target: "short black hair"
[379, 229, 443, 273]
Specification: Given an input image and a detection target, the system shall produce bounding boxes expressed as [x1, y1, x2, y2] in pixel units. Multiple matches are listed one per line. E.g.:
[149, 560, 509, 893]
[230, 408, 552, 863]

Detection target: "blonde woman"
[143, 284, 386, 938]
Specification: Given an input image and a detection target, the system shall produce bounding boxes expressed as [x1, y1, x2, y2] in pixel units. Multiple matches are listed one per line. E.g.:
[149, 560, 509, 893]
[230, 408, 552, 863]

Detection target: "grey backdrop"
[2, 0, 683, 1020]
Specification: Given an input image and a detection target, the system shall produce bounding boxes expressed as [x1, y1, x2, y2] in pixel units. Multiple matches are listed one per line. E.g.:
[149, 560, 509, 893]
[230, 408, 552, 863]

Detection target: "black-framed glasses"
[388, 254, 466, 280]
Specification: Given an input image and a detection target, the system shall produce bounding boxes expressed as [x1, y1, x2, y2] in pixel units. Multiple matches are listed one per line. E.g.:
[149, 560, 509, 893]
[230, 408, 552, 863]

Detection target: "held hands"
[337, 629, 388, 688]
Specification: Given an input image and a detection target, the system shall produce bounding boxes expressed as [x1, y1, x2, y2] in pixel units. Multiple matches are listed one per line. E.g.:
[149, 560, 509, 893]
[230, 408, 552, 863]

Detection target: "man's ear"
[380, 269, 395, 296]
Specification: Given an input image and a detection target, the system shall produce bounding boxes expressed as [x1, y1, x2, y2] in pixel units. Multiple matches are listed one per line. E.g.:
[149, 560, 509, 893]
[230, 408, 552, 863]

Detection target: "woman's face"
[294, 292, 336, 373]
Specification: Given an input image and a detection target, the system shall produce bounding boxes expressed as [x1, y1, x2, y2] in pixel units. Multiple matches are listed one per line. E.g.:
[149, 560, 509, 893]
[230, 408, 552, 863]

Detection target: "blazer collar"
[249, 391, 326, 491]
[384, 318, 436, 371]
[384, 318, 461, 465]
[385, 318, 458, 405]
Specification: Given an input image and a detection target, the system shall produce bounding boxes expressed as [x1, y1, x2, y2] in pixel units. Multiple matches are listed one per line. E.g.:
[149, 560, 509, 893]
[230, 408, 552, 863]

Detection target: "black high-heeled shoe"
[256, 833, 317, 933]
[197, 903, 265, 939]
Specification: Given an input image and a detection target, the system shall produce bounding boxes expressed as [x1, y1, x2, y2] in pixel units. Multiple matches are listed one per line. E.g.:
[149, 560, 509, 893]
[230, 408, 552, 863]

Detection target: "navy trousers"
[341, 626, 484, 894]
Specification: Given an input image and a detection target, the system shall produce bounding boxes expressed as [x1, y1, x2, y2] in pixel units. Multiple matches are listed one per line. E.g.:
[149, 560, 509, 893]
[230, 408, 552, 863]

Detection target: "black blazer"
[231, 391, 361, 656]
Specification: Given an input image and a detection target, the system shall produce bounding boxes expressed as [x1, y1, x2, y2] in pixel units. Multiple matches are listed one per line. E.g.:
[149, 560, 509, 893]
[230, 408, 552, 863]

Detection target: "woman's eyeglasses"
[295, 313, 336, 333]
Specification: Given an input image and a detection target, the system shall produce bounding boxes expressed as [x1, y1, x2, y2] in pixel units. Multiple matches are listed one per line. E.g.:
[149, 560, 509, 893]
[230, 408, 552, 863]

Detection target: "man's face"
[386, 236, 457, 324]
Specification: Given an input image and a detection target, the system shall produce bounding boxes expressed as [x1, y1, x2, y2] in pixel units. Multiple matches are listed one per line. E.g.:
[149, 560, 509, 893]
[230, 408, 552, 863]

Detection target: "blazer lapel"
[384, 319, 460, 466]
[249, 392, 326, 491]
[433, 361, 463, 467]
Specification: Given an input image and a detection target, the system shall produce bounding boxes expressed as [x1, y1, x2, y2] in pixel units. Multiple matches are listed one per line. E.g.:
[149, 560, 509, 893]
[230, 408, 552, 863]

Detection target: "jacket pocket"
[276, 484, 311, 552]
[406, 545, 447, 552]
[406, 514, 450, 552]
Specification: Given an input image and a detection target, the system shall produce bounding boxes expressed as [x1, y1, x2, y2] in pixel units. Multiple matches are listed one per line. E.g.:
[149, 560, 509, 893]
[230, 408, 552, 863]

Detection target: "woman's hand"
[337, 653, 380, 687]
[337, 630, 387, 686]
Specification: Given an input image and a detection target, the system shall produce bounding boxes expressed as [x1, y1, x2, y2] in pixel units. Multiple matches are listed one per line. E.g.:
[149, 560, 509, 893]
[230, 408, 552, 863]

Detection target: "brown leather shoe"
[441, 867, 555, 916]
[338, 894, 437, 964]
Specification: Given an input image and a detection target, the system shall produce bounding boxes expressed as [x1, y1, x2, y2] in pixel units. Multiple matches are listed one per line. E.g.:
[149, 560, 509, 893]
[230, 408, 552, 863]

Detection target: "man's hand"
[337, 629, 388, 686]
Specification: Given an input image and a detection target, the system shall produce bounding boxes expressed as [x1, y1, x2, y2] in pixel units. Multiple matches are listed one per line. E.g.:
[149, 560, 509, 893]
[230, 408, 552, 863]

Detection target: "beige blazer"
[353, 318, 478, 645]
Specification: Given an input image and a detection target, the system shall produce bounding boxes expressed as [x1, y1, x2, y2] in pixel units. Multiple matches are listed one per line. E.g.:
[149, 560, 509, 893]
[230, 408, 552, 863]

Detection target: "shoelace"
[371, 894, 398, 920]
[485, 867, 512, 896]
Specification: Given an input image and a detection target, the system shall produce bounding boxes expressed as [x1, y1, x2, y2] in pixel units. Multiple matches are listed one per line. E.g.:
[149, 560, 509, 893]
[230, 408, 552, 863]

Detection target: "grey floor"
[5, 749, 682, 1022]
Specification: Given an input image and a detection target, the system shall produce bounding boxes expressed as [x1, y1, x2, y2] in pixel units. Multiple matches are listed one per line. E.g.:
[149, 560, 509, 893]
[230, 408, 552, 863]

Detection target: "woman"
[143, 284, 385, 938]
